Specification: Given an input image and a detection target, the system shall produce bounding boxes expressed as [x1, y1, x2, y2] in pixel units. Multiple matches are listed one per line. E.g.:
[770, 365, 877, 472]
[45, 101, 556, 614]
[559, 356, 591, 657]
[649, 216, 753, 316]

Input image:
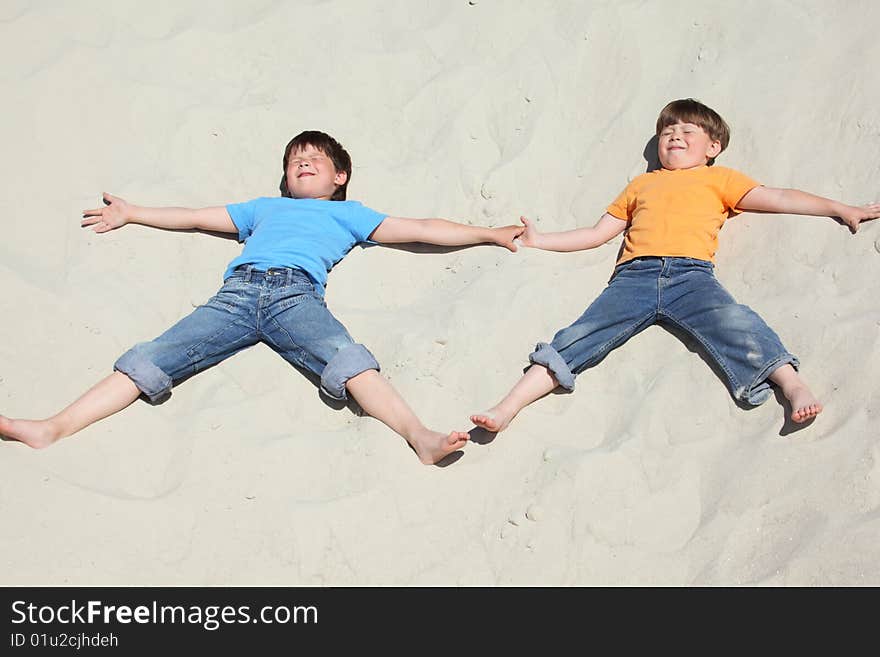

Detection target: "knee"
[716, 302, 761, 328]
[529, 342, 575, 391]
[113, 343, 173, 403]
[552, 324, 589, 349]
[319, 344, 380, 400]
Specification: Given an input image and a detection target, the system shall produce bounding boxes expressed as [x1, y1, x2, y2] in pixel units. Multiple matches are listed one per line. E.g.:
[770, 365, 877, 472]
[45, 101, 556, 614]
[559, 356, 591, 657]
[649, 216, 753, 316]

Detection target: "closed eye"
[289, 154, 328, 165]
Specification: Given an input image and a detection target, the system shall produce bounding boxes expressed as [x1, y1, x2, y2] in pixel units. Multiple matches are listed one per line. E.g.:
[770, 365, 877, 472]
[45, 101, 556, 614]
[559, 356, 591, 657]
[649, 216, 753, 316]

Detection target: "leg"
[115, 277, 260, 401]
[660, 260, 815, 421]
[1, 371, 140, 448]
[472, 258, 660, 433]
[470, 363, 558, 432]
[3, 277, 260, 449]
[768, 363, 822, 423]
[346, 370, 468, 465]
[263, 283, 466, 464]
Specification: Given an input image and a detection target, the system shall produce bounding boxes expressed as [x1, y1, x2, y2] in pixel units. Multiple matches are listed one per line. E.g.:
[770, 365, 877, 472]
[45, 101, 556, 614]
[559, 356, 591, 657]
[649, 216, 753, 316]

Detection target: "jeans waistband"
[617, 256, 714, 268]
[232, 264, 312, 286]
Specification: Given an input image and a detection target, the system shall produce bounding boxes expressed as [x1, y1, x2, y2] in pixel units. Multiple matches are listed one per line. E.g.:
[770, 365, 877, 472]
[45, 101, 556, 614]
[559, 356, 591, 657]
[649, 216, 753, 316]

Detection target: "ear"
[707, 140, 722, 159]
[334, 170, 348, 186]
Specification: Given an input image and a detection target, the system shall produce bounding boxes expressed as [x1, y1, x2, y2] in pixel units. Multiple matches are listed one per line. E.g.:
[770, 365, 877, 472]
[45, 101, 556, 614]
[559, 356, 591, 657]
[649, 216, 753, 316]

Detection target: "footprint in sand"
[500, 501, 546, 539]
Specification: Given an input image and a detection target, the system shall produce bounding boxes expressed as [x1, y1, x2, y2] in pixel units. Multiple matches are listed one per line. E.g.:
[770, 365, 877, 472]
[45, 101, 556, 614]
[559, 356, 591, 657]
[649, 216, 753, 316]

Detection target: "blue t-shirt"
[224, 197, 387, 294]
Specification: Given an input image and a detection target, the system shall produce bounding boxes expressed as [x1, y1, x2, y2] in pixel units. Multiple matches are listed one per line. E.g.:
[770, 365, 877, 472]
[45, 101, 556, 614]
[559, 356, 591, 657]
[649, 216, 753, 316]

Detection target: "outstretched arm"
[517, 213, 627, 252]
[368, 216, 523, 251]
[82, 192, 237, 234]
[737, 186, 880, 234]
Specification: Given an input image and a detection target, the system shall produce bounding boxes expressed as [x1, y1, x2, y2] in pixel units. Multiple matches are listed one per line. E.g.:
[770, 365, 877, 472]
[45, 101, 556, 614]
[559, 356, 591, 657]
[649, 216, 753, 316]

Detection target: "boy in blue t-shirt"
[1, 131, 522, 465]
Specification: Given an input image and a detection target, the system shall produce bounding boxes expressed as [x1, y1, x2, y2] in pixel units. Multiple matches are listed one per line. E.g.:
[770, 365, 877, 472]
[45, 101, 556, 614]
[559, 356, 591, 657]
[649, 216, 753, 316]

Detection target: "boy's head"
[280, 131, 352, 201]
[655, 98, 730, 170]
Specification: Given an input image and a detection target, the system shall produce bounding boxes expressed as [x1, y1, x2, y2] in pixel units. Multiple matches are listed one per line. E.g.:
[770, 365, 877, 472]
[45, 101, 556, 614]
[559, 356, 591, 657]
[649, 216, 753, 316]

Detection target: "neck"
[661, 163, 708, 171]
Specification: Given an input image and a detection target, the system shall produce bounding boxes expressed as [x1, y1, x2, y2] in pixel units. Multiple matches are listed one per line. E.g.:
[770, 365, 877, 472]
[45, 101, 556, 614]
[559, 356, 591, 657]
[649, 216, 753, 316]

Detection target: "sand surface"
[1, 0, 878, 585]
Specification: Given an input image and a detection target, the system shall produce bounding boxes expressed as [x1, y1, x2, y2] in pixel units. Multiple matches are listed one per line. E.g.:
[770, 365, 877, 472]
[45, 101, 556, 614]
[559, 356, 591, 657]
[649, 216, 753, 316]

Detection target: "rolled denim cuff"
[741, 353, 800, 406]
[320, 343, 380, 400]
[114, 346, 173, 403]
[529, 342, 575, 391]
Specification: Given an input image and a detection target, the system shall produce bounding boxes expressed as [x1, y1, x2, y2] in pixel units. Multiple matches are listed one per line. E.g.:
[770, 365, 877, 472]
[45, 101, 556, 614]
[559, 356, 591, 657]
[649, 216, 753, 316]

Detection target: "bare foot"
[410, 429, 469, 465]
[785, 386, 823, 423]
[470, 407, 515, 433]
[0, 415, 63, 449]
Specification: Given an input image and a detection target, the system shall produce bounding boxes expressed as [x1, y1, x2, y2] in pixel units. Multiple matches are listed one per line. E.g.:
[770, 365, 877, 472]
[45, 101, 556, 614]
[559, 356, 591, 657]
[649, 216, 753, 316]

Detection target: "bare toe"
[792, 402, 823, 424]
[471, 410, 513, 433]
[447, 431, 469, 446]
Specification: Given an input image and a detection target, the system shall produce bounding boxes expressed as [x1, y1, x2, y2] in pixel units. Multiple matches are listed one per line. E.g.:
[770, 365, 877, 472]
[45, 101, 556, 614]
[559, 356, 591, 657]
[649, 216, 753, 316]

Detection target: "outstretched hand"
[82, 193, 131, 233]
[516, 215, 542, 248]
[493, 223, 526, 252]
[839, 202, 880, 234]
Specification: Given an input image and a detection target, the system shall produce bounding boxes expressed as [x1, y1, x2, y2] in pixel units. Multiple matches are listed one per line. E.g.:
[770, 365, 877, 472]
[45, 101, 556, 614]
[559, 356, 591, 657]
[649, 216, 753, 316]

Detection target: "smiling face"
[657, 122, 722, 171]
[284, 145, 348, 200]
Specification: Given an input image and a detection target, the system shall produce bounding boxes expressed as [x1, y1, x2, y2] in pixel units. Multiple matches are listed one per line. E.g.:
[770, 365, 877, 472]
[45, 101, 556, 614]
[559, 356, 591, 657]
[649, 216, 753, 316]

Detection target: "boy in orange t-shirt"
[472, 98, 879, 433]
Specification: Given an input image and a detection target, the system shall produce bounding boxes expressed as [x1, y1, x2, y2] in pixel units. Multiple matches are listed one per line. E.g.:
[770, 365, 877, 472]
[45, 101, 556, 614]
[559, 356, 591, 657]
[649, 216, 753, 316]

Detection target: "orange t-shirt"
[606, 166, 760, 264]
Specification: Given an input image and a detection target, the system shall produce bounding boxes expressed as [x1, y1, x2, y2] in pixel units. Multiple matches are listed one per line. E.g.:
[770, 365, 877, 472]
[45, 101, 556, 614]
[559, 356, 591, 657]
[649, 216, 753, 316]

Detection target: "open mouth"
[297, 171, 316, 178]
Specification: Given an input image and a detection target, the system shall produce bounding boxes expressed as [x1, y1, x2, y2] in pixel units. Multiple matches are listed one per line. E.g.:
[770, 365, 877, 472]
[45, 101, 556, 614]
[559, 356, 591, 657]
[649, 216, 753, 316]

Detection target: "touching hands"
[516, 215, 541, 248]
[82, 193, 131, 233]
[839, 202, 880, 234]
[492, 223, 526, 251]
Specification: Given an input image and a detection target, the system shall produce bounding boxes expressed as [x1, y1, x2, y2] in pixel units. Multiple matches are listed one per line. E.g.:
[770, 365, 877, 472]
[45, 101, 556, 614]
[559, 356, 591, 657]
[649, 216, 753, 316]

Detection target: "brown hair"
[656, 99, 730, 164]
[280, 131, 352, 201]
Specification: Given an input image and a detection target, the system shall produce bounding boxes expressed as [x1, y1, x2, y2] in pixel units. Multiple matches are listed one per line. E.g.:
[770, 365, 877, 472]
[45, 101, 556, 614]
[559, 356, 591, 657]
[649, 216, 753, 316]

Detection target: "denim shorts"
[530, 257, 798, 405]
[114, 265, 379, 402]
